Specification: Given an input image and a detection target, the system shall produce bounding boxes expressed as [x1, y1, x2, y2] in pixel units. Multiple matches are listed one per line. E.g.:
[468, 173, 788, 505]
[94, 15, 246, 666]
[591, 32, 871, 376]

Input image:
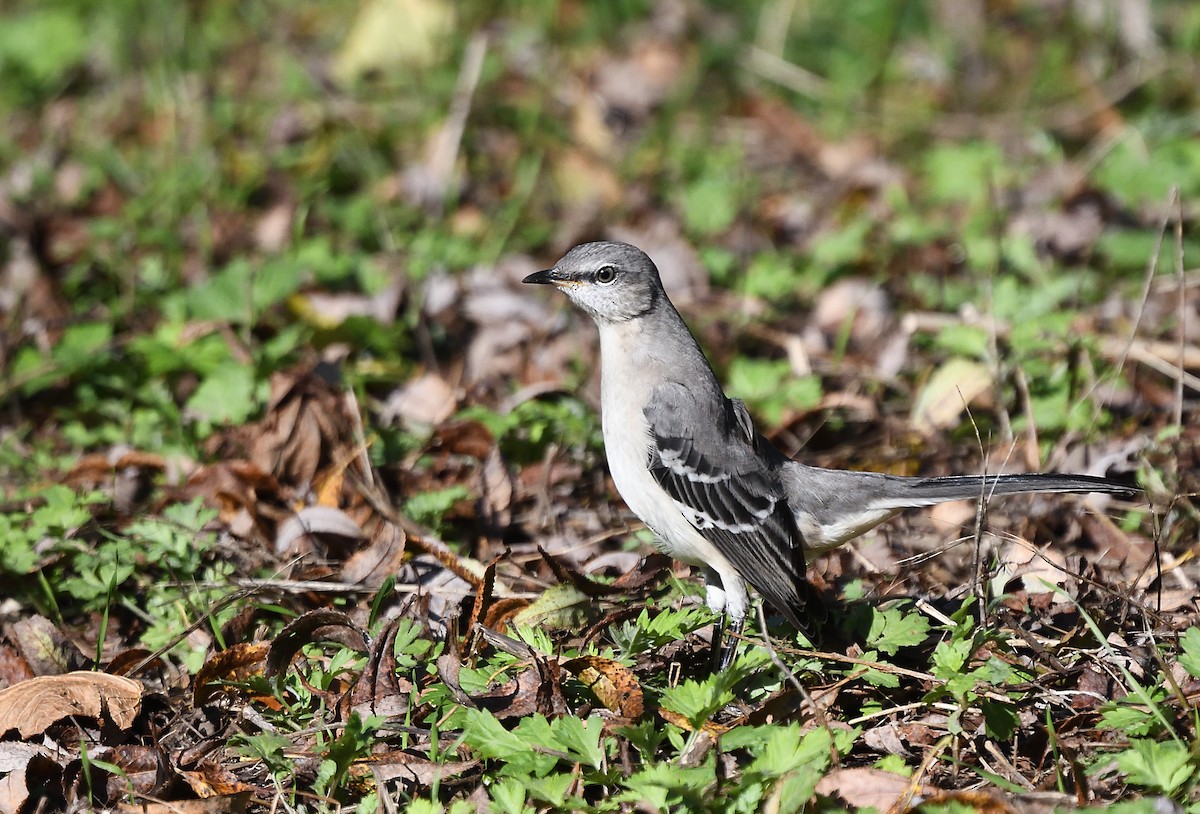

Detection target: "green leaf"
[1098, 697, 1163, 737]
[461, 708, 530, 761]
[186, 362, 258, 425]
[1094, 137, 1200, 208]
[1109, 739, 1193, 795]
[489, 777, 530, 814]
[551, 715, 605, 770]
[522, 772, 581, 806]
[1177, 627, 1200, 679]
[462, 710, 557, 778]
[52, 322, 114, 372]
[747, 725, 832, 779]
[403, 485, 472, 531]
[681, 174, 738, 237]
[660, 677, 733, 731]
[931, 637, 971, 676]
[660, 652, 765, 729]
[612, 607, 707, 655]
[617, 761, 715, 809]
[0, 8, 88, 95]
[740, 252, 809, 301]
[866, 606, 930, 656]
[808, 217, 871, 269]
[981, 699, 1020, 741]
[230, 732, 294, 777]
[921, 141, 1004, 207]
[726, 358, 822, 427]
[861, 668, 900, 688]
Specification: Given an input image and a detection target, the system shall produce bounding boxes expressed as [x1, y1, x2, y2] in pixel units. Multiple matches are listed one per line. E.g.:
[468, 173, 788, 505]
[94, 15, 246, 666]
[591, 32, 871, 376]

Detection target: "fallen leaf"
[563, 655, 644, 719]
[511, 583, 592, 629]
[814, 767, 919, 811]
[340, 519, 408, 587]
[381, 371, 457, 428]
[911, 357, 994, 434]
[0, 742, 59, 814]
[0, 672, 143, 738]
[265, 610, 369, 679]
[333, 0, 454, 82]
[193, 643, 270, 707]
[6, 614, 88, 677]
[351, 618, 413, 720]
[274, 505, 366, 558]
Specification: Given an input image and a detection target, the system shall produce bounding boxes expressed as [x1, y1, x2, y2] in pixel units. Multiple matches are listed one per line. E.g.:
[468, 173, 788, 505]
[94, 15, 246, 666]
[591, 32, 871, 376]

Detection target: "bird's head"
[523, 241, 663, 325]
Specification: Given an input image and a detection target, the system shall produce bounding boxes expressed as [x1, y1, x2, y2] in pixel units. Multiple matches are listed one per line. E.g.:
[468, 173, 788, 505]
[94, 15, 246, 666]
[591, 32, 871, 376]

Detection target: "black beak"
[522, 268, 556, 285]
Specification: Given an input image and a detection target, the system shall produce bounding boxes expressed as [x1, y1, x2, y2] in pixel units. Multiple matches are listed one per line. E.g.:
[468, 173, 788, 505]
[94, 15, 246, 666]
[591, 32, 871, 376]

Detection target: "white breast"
[597, 326, 728, 567]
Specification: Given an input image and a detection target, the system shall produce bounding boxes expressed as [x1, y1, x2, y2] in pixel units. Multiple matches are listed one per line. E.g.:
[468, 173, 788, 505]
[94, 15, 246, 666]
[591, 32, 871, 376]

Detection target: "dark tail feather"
[902, 473, 1138, 503]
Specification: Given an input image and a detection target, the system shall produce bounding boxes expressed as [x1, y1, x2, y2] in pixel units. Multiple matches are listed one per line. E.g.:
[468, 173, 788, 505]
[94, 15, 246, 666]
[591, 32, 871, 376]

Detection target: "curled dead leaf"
[265, 610, 369, 679]
[351, 618, 413, 720]
[193, 643, 270, 707]
[340, 519, 407, 587]
[274, 505, 366, 557]
[0, 672, 143, 738]
[563, 655, 644, 719]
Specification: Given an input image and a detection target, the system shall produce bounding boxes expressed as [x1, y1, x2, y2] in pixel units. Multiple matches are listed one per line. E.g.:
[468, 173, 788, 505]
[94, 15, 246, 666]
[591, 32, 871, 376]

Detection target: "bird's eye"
[595, 265, 617, 284]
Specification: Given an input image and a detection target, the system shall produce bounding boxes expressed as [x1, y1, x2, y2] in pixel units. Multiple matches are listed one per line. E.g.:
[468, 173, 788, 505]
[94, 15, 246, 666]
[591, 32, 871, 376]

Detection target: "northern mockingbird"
[524, 241, 1136, 664]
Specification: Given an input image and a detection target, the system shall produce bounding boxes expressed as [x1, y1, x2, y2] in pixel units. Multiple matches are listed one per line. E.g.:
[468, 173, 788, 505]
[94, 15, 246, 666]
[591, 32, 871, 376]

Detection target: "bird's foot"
[715, 615, 744, 672]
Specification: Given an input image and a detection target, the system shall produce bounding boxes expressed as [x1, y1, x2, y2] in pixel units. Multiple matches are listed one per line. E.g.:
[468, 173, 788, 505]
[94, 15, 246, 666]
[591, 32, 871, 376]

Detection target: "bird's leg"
[704, 573, 730, 672]
[710, 611, 728, 671]
[706, 567, 749, 671]
[717, 614, 744, 671]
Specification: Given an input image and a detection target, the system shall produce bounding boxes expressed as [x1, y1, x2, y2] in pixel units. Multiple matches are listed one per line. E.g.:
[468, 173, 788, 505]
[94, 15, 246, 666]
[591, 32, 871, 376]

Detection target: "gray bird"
[523, 241, 1136, 664]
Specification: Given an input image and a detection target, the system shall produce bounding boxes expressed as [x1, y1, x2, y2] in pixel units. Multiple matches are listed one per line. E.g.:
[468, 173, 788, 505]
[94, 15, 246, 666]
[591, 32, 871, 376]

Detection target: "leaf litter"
[0, 1, 1198, 811]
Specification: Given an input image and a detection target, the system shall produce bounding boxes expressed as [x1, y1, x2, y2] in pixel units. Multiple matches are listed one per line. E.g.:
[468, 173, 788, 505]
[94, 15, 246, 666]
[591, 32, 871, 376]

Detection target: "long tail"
[892, 473, 1139, 505]
[781, 463, 1139, 556]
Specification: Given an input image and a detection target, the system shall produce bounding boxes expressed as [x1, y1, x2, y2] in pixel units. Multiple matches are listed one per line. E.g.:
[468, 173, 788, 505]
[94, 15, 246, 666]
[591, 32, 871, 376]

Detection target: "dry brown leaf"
[360, 751, 479, 789]
[252, 370, 356, 489]
[481, 597, 529, 632]
[274, 505, 366, 558]
[922, 790, 1018, 813]
[465, 558, 499, 652]
[477, 447, 514, 529]
[177, 760, 257, 799]
[340, 520, 408, 587]
[563, 655, 644, 719]
[0, 742, 59, 814]
[193, 643, 270, 707]
[5, 614, 87, 677]
[0, 672, 143, 738]
[474, 660, 569, 720]
[265, 609, 369, 679]
[351, 618, 413, 720]
[814, 767, 919, 811]
[810, 278, 894, 350]
[381, 371, 457, 428]
[911, 358, 994, 434]
[657, 707, 731, 736]
[117, 792, 252, 814]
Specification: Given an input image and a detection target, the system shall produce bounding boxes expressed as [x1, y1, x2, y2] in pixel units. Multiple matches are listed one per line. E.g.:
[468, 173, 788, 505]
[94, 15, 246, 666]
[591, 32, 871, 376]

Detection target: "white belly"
[600, 378, 725, 567]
